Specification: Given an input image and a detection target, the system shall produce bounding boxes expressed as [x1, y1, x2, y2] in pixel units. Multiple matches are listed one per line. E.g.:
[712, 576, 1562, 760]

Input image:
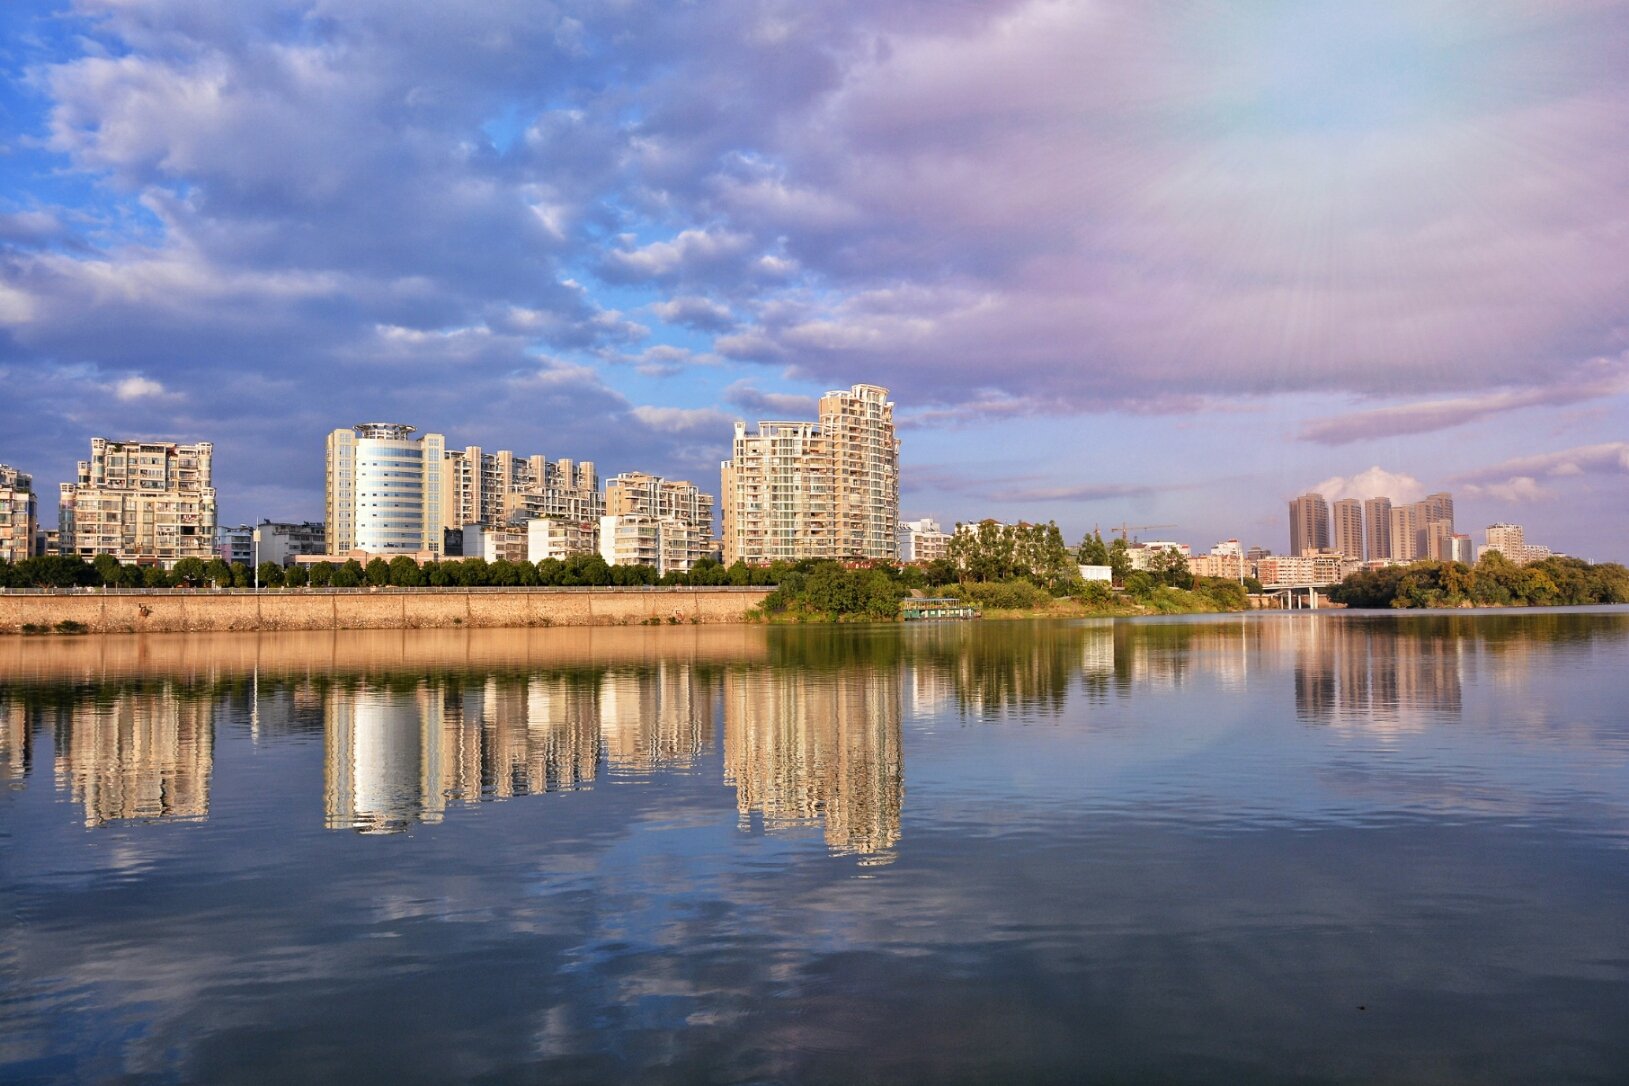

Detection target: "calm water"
[2, 611, 1628, 1084]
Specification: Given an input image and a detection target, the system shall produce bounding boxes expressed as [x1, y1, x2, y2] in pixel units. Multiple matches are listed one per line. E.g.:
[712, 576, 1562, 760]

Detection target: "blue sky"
[1, 1, 1625, 560]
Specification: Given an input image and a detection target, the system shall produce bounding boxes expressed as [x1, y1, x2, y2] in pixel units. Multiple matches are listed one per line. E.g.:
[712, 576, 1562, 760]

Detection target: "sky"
[0, 0, 1625, 561]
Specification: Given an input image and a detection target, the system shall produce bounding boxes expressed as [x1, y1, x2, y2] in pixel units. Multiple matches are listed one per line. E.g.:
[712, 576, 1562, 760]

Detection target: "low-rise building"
[599, 514, 694, 575]
[899, 518, 950, 562]
[463, 523, 531, 564]
[1128, 541, 1190, 571]
[257, 521, 327, 566]
[1257, 553, 1357, 587]
[528, 517, 597, 563]
[216, 524, 254, 566]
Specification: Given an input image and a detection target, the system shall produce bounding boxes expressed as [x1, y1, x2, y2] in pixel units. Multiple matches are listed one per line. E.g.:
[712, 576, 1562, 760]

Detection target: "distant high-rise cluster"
[1290, 489, 1468, 564]
[721, 383, 900, 564]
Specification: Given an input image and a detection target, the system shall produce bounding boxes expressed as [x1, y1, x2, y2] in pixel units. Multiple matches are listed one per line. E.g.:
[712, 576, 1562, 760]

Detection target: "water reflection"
[724, 666, 903, 861]
[2, 612, 1626, 838]
[4, 612, 1629, 1083]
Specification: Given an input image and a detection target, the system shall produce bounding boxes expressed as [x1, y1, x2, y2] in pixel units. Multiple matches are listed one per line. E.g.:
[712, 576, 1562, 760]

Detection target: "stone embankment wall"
[0, 587, 772, 635]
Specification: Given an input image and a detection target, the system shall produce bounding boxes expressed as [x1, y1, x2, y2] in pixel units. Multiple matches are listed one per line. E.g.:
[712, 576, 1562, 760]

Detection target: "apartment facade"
[258, 521, 327, 566]
[527, 517, 597, 563]
[899, 517, 950, 562]
[58, 439, 217, 566]
[721, 384, 899, 565]
[1331, 499, 1364, 560]
[1363, 497, 1393, 561]
[1480, 523, 1551, 565]
[599, 514, 695, 575]
[604, 471, 716, 571]
[1288, 493, 1330, 556]
[0, 464, 37, 563]
[325, 423, 445, 557]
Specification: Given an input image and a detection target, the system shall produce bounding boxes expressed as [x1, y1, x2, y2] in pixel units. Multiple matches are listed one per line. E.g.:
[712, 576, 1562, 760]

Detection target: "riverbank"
[0, 586, 772, 635]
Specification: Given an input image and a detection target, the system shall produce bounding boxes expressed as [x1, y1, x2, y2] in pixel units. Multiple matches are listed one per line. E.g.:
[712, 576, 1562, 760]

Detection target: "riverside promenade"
[0, 586, 772, 635]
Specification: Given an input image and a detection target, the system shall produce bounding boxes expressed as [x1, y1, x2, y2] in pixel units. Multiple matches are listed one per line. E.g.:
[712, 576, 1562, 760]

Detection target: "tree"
[173, 557, 207, 586]
[13, 555, 97, 588]
[1107, 538, 1131, 586]
[284, 564, 310, 587]
[330, 560, 363, 588]
[308, 562, 334, 587]
[1147, 547, 1193, 589]
[92, 553, 123, 586]
[388, 555, 423, 587]
[365, 557, 391, 586]
[257, 561, 285, 588]
[205, 558, 233, 588]
[1077, 529, 1110, 567]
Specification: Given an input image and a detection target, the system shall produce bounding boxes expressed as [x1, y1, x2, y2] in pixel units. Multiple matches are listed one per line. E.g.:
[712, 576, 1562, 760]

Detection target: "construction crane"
[1095, 522, 1179, 543]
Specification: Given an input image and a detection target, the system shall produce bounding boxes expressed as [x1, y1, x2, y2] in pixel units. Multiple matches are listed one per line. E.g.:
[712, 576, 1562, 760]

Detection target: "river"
[2, 609, 1627, 1083]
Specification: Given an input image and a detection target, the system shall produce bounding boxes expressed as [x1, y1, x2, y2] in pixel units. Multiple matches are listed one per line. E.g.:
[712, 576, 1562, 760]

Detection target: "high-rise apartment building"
[325, 423, 445, 556]
[1480, 522, 1551, 565]
[1288, 492, 1330, 556]
[502, 458, 601, 526]
[1331, 499, 1364, 561]
[58, 439, 217, 566]
[1363, 497, 1393, 561]
[721, 384, 899, 564]
[441, 446, 527, 529]
[1387, 492, 1454, 563]
[1388, 503, 1421, 562]
[0, 464, 37, 563]
[604, 471, 716, 571]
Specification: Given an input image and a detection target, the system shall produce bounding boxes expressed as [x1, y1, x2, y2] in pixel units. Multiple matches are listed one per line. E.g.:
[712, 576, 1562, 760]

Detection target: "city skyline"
[0, 3, 1625, 560]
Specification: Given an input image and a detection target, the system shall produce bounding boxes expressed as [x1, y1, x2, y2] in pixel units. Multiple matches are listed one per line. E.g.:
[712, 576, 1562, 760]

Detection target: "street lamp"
[252, 524, 261, 591]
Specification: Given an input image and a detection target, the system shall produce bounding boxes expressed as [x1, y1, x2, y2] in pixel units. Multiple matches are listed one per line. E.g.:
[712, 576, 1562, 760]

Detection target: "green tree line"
[1328, 553, 1629, 608]
[0, 554, 782, 590]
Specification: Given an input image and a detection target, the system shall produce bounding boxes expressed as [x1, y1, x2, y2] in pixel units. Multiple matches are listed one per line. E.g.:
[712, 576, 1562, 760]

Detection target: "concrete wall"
[0, 588, 772, 636]
[0, 624, 771, 681]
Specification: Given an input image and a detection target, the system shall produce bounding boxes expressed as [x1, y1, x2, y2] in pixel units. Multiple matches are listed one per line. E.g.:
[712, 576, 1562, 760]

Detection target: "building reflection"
[52, 688, 214, 827]
[599, 665, 716, 773]
[1290, 619, 1463, 729]
[321, 664, 719, 833]
[723, 666, 903, 862]
[0, 696, 36, 790]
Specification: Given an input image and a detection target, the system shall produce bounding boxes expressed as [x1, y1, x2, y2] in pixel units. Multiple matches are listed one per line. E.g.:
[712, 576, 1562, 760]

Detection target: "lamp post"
[252, 525, 261, 591]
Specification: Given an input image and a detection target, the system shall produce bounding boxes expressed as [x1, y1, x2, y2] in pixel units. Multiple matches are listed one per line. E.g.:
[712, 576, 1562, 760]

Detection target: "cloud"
[113, 375, 168, 400]
[1454, 443, 1629, 503]
[1299, 361, 1629, 444]
[598, 229, 758, 285]
[722, 379, 817, 418]
[628, 405, 735, 434]
[1309, 467, 1426, 505]
[4, 0, 1629, 531]
[647, 296, 736, 332]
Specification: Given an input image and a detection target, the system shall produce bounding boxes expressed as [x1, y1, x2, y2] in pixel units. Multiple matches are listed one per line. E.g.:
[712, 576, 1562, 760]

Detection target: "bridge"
[1259, 582, 1337, 608]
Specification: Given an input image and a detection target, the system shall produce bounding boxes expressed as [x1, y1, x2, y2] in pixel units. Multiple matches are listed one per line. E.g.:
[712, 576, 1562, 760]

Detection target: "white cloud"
[1309, 466, 1425, 504]
[629, 405, 734, 433]
[113, 375, 167, 401]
